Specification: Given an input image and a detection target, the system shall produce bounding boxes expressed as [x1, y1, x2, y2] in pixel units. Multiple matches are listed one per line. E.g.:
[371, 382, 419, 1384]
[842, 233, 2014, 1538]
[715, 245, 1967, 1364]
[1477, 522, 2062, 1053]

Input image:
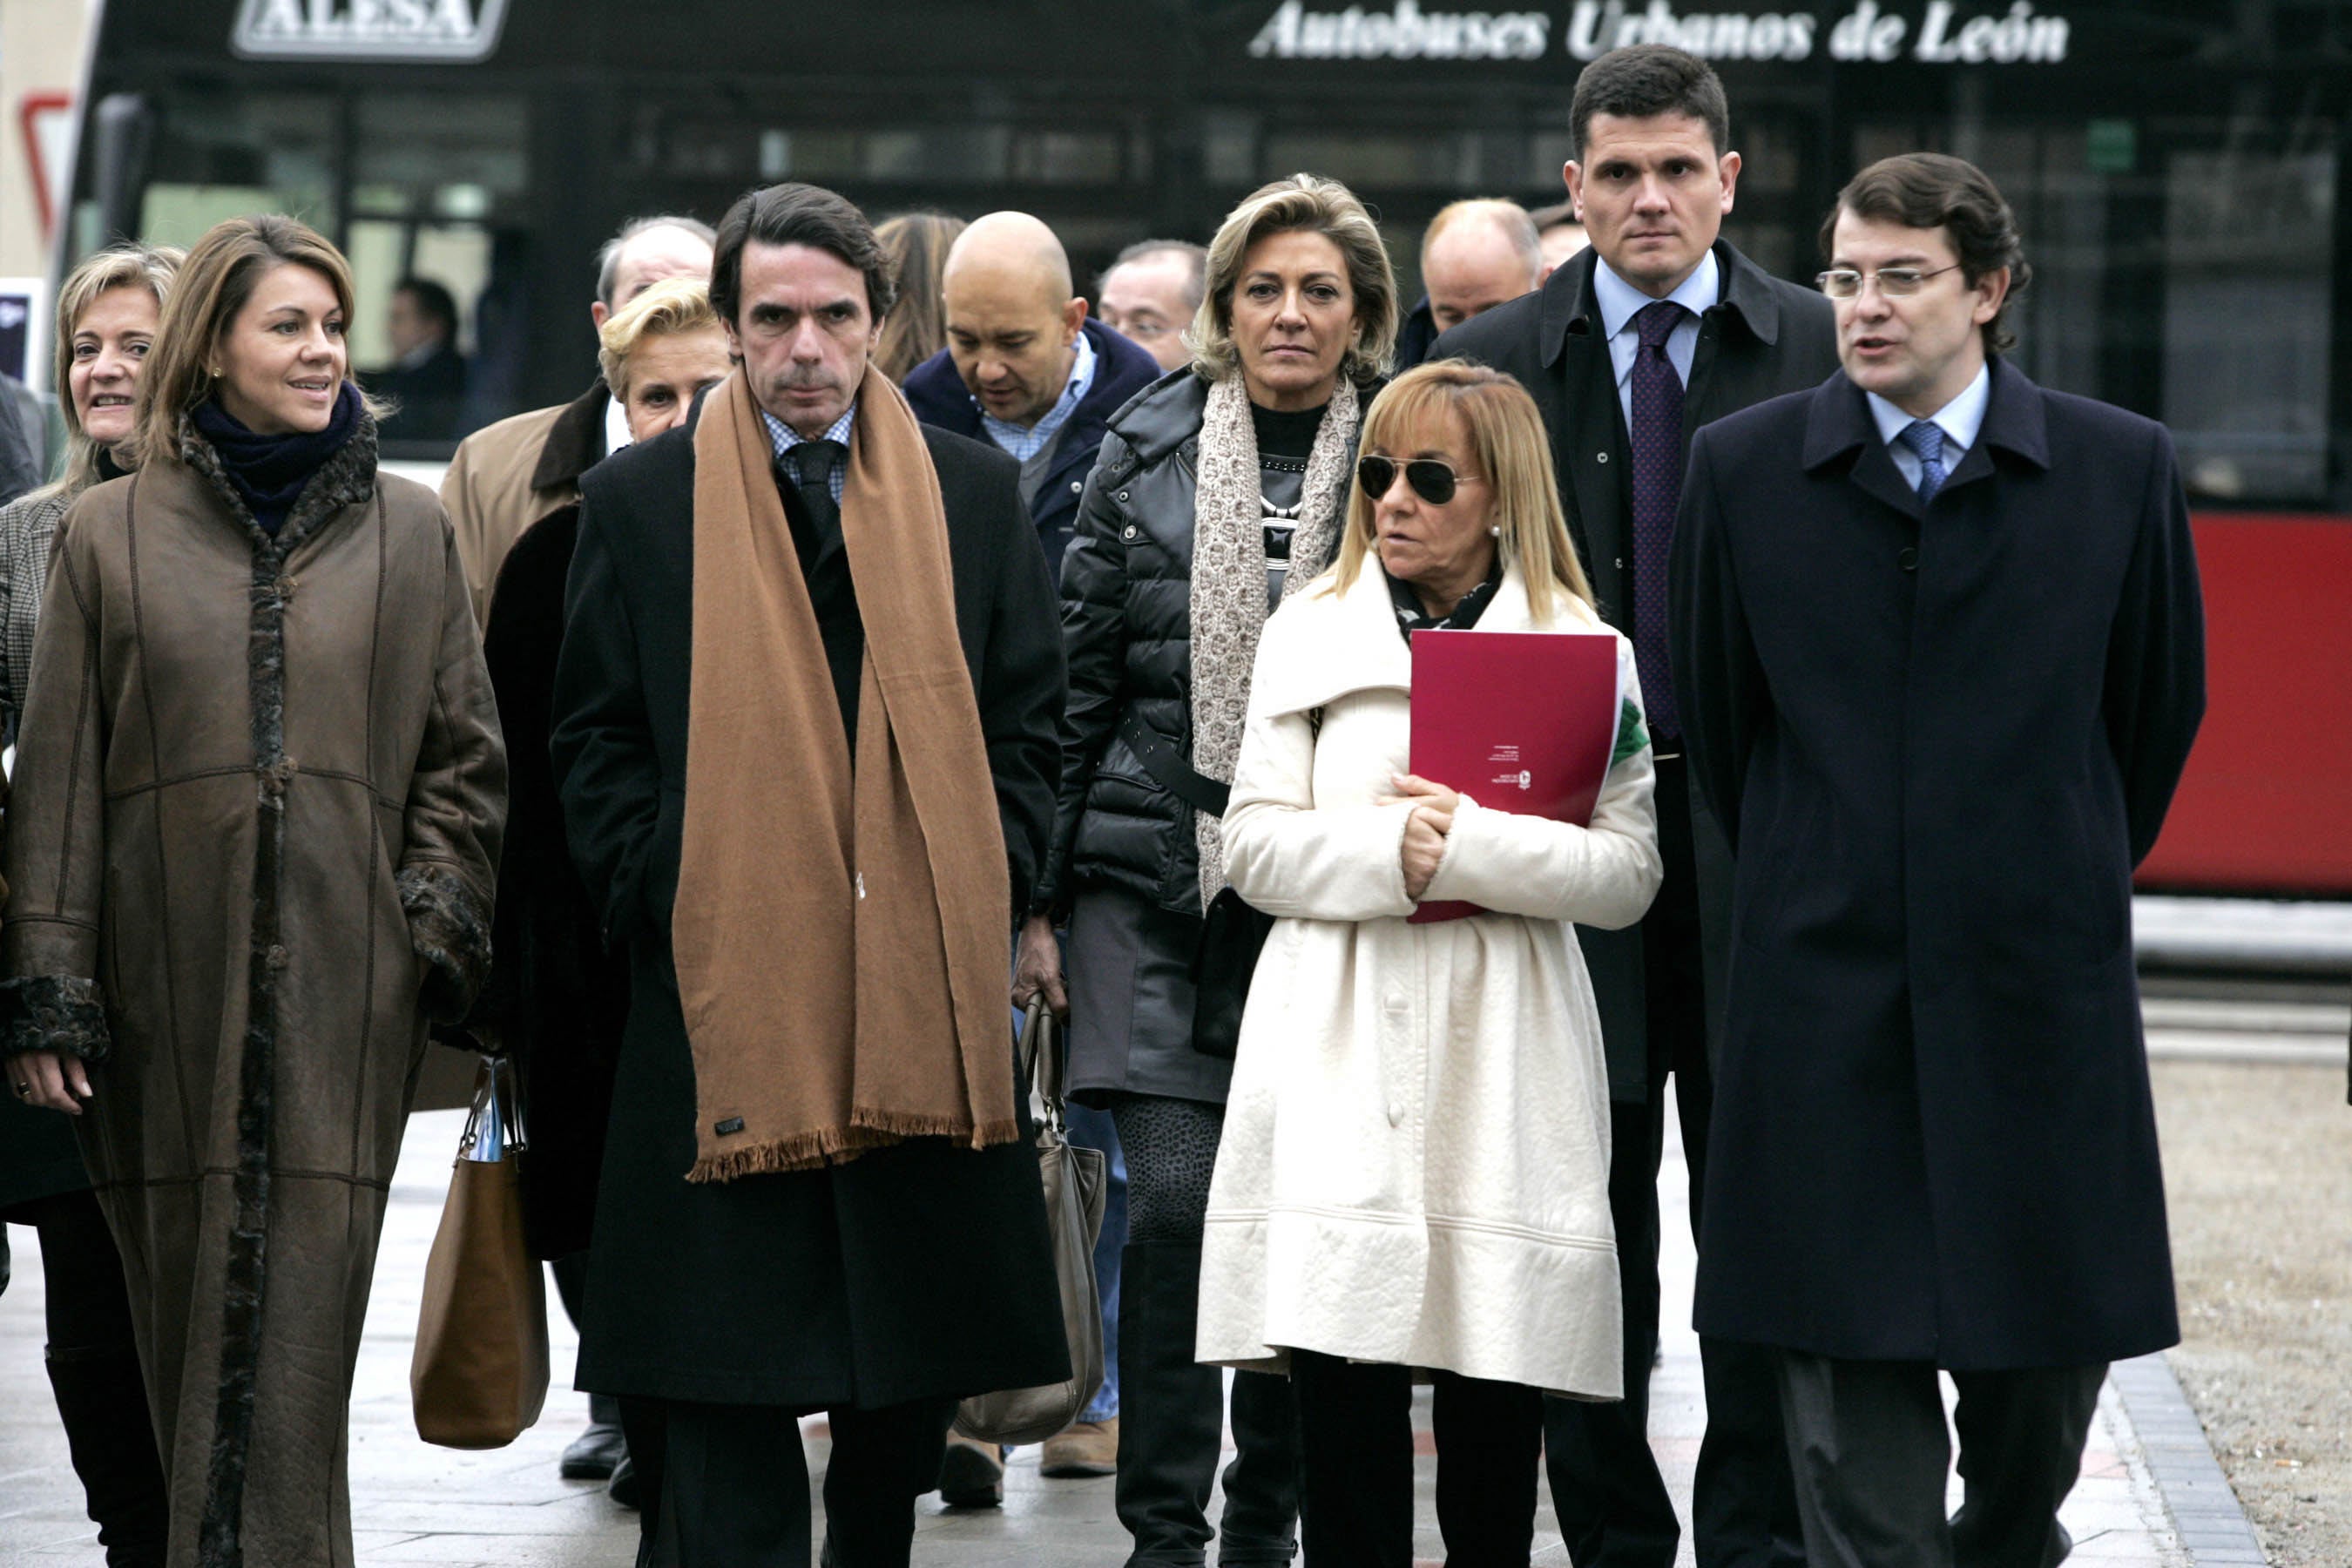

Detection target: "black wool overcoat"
[466, 502, 625, 1261]
[548, 401, 1071, 1409]
[1668, 359, 2207, 1369]
[1434, 240, 1841, 1101]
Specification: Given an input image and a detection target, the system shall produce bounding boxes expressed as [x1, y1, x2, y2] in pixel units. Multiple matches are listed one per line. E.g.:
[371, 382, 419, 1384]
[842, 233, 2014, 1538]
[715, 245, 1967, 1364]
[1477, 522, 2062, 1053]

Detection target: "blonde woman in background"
[1199, 361, 1662, 1567]
[873, 212, 966, 382]
[0, 244, 182, 732]
[596, 275, 732, 445]
[0, 240, 181, 1568]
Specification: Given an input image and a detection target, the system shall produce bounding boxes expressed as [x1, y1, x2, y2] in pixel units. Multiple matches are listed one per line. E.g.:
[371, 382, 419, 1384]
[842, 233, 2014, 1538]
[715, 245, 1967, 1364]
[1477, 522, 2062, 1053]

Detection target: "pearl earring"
[1489, 524, 1501, 537]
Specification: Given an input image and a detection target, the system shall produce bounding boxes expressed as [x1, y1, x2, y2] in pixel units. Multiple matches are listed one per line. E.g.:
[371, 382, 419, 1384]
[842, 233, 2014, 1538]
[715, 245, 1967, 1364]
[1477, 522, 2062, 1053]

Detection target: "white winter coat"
[1196, 562, 1662, 1398]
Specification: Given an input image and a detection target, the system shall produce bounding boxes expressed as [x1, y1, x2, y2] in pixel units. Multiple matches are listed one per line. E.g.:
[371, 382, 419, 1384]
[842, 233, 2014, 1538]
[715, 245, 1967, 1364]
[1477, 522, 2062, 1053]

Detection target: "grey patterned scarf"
[1187, 371, 1362, 910]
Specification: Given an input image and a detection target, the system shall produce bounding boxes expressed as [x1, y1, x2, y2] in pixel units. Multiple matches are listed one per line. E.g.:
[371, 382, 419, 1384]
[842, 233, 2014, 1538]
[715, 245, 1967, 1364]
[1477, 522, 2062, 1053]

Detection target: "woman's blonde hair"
[596, 276, 722, 401]
[1188, 173, 1397, 391]
[30, 243, 183, 504]
[1332, 359, 1593, 625]
[872, 212, 966, 382]
[130, 214, 374, 467]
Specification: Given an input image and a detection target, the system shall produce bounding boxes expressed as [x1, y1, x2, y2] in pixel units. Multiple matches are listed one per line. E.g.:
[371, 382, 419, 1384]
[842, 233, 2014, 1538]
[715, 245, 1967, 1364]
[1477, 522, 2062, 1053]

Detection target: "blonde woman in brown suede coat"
[0, 214, 504, 1568]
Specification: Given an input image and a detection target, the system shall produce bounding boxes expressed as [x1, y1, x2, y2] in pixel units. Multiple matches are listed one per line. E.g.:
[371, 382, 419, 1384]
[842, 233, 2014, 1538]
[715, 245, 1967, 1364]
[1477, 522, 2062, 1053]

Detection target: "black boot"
[1115, 1240, 1223, 1566]
[1218, 1369, 1301, 1565]
[45, 1348, 168, 1568]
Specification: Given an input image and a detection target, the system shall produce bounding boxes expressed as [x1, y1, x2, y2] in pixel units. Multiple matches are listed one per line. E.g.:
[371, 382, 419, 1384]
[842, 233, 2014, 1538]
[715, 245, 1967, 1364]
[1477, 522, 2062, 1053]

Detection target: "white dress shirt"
[1867, 362, 1991, 491]
[1594, 248, 1721, 429]
[603, 391, 632, 459]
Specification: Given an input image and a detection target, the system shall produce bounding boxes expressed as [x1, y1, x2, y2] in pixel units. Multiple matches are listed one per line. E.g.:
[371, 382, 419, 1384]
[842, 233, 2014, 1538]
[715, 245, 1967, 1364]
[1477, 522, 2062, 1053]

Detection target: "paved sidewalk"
[2, 1093, 2198, 1566]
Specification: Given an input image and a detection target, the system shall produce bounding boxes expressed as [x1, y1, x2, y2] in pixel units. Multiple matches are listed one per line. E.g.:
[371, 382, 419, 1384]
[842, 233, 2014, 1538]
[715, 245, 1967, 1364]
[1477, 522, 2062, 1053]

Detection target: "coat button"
[1595, 451, 1609, 463]
[1897, 546, 1919, 571]
[1387, 1099, 1404, 1126]
[275, 576, 295, 599]
[1117, 490, 1131, 503]
[1123, 524, 1139, 541]
[1071, 480, 1084, 493]
[1384, 994, 1406, 1014]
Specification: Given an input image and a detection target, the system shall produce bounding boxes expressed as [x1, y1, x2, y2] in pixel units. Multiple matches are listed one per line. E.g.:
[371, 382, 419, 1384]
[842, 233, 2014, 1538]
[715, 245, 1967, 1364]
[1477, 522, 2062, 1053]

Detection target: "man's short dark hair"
[1570, 45, 1730, 159]
[394, 276, 458, 337]
[710, 183, 896, 330]
[1822, 152, 2033, 355]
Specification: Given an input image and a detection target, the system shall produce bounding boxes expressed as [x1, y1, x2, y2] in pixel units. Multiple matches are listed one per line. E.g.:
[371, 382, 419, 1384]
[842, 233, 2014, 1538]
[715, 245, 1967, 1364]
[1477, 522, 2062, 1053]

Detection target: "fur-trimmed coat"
[0, 411, 504, 1568]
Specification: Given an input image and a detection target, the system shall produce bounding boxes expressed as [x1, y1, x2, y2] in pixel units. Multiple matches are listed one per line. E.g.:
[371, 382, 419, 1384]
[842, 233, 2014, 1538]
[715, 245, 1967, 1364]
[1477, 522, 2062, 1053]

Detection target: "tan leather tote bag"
[953, 1003, 1107, 1445]
[412, 1058, 550, 1449]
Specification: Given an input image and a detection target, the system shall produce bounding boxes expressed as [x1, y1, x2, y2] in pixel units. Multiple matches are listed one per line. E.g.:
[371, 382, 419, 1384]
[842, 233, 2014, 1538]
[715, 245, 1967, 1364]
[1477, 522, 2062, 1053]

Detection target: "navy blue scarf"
[192, 382, 361, 537]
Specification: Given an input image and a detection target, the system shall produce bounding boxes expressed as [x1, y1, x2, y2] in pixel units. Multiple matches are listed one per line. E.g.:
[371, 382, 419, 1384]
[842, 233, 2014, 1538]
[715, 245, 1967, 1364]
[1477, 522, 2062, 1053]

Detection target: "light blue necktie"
[1897, 419, 1948, 504]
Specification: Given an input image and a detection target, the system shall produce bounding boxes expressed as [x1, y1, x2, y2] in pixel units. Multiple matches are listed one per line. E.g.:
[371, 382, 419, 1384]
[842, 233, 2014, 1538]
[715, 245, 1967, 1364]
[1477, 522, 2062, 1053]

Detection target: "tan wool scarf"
[672, 367, 1017, 1183]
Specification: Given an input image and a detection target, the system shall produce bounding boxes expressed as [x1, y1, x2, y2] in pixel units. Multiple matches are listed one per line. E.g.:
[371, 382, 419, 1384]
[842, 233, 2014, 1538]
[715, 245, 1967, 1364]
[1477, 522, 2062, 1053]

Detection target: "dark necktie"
[1897, 419, 1948, 504]
[782, 438, 847, 565]
[1628, 299, 1687, 741]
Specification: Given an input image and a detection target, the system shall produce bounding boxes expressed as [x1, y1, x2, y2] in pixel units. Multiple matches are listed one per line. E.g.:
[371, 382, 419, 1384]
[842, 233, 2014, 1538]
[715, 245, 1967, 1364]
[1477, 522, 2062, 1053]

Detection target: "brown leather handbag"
[411, 1058, 550, 1449]
[954, 1003, 1107, 1445]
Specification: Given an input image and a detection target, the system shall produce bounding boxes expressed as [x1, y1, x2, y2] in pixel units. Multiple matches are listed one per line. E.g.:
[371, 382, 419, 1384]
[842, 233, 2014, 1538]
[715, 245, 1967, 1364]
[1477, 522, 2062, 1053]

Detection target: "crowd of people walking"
[0, 38, 2206, 1568]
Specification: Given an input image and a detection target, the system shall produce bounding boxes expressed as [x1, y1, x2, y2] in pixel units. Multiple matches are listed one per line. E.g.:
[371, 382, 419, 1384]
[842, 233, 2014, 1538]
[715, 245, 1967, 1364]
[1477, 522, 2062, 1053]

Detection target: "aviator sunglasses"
[1355, 454, 1473, 506]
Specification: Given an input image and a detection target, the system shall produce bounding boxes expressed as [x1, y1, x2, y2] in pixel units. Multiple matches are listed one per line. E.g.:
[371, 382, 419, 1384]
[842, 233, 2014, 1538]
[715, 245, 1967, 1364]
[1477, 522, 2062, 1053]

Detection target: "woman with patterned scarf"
[1012, 173, 1396, 1568]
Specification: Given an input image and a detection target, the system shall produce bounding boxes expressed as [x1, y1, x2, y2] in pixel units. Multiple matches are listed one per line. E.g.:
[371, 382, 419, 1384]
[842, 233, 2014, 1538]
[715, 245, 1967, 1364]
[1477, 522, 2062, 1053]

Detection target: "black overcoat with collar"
[1432, 240, 1840, 1100]
[546, 395, 1071, 1407]
[1669, 358, 2206, 1369]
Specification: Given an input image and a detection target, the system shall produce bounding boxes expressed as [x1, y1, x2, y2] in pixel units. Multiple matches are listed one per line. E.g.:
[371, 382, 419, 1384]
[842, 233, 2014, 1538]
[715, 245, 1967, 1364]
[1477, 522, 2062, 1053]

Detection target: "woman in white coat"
[1198, 360, 1664, 1567]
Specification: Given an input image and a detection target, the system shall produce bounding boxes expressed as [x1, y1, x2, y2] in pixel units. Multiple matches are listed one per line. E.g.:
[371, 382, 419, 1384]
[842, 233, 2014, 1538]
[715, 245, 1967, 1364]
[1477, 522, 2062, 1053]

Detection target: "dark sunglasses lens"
[1357, 456, 1457, 504]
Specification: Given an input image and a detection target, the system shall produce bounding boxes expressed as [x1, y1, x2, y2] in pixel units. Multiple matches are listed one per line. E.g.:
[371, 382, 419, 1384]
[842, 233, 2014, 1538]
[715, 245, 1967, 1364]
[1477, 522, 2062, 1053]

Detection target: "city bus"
[36, 0, 2352, 894]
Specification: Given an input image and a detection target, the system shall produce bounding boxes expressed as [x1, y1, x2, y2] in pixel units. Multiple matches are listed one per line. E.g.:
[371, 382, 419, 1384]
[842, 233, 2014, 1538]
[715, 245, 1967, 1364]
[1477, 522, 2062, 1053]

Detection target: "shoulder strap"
[1118, 709, 1229, 818]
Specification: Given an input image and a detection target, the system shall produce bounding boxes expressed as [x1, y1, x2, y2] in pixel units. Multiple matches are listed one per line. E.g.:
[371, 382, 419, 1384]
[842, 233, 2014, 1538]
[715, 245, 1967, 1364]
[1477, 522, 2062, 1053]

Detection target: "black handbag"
[1189, 886, 1275, 1060]
[1112, 713, 1275, 1060]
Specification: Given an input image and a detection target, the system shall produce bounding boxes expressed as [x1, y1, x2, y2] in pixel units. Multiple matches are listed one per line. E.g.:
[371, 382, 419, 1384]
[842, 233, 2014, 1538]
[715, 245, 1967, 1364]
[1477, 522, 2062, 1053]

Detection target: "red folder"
[1407, 628, 1622, 923]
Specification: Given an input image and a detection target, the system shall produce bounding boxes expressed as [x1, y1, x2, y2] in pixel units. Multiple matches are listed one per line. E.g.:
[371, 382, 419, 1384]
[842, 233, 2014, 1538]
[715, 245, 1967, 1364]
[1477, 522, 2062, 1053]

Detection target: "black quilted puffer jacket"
[1035, 368, 1213, 917]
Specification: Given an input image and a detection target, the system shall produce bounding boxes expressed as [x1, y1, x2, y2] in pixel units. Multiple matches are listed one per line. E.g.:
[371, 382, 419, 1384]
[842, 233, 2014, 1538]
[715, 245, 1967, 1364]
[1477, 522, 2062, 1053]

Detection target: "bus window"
[2163, 145, 2335, 504]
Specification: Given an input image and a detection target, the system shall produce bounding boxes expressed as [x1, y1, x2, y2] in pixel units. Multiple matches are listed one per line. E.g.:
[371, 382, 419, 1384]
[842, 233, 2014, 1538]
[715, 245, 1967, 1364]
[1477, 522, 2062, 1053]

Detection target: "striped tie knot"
[1897, 419, 1948, 504]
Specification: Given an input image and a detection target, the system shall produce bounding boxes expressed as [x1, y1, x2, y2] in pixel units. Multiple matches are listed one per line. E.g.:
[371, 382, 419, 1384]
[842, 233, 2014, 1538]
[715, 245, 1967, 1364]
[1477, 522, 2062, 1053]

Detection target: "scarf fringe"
[683, 1113, 1027, 1183]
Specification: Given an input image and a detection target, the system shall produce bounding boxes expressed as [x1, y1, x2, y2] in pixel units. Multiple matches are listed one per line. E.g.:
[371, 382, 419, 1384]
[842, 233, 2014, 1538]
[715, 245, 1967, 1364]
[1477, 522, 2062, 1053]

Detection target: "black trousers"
[1291, 1349, 1544, 1568]
[1547, 756, 1802, 1568]
[617, 1395, 956, 1568]
[1, 1187, 139, 1356]
[3, 1187, 169, 1565]
[552, 1252, 621, 1426]
[1774, 1352, 2105, 1568]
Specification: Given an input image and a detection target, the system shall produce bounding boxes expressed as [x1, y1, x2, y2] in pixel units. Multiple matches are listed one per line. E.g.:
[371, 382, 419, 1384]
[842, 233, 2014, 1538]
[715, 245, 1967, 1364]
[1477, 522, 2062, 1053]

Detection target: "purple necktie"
[1629, 299, 1687, 741]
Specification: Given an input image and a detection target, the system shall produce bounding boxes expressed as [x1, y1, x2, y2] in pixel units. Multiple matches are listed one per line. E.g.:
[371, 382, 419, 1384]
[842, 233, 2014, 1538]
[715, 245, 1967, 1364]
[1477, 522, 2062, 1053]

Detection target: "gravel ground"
[2152, 1058, 2352, 1566]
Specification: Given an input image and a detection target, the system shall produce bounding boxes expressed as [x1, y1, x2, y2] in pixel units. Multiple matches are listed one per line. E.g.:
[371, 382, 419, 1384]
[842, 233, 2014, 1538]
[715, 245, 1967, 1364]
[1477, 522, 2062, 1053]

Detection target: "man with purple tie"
[1433, 44, 1836, 1568]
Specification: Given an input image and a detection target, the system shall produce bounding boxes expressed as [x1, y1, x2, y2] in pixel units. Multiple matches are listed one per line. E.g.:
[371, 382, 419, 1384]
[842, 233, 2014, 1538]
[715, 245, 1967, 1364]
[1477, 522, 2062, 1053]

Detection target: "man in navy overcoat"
[1669, 152, 2206, 1566]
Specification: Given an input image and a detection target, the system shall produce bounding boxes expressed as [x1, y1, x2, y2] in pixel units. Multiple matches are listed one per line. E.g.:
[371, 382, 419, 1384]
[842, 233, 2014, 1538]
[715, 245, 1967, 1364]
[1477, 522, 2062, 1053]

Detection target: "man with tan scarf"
[548, 182, 1070, 1567]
